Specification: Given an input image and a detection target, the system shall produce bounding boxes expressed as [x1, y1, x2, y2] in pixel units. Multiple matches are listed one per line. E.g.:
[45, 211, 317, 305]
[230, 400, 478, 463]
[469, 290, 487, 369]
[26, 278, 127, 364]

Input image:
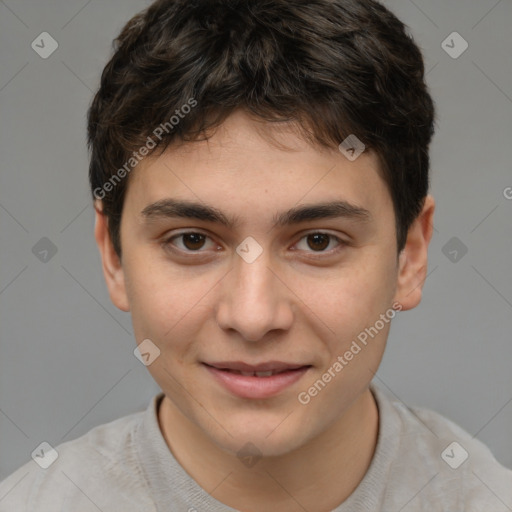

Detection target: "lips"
[203, 361, 309, 375]
[203, 362, 311, 399]
[214, 368, 294, 377]
[204, 362, 311, 400]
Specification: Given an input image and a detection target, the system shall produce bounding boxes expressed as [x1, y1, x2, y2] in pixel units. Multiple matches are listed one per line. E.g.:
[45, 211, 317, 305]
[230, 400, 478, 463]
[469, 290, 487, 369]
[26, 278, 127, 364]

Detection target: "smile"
[203, 363, 312, 399]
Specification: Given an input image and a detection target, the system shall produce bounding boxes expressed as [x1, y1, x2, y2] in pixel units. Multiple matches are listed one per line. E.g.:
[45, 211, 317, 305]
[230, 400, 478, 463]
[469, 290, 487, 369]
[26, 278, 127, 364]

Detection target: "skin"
[94, 109, 435, 511]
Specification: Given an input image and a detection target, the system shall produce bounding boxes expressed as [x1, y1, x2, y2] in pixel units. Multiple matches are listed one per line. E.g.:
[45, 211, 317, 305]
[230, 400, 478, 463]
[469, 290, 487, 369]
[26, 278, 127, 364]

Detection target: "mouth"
[203, 361, 310, 375]
[220, 368, 293, 377]
[202, 362, 312, 399]
[205, 367, 306, 377]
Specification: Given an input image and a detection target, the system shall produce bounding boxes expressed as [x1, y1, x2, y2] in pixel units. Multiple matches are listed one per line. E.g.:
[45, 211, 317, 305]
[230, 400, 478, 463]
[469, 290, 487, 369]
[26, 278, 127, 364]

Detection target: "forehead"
[124, 110, 392, 227]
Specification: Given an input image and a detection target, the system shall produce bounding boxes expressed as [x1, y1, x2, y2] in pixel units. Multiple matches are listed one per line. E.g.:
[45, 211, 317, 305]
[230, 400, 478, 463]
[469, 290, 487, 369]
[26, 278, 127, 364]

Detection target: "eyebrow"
[140, 198, 372, 229]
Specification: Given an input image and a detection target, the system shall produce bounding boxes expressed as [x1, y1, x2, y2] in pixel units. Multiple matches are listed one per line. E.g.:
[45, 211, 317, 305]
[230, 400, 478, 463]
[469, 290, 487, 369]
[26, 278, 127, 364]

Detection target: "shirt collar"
[134, 383, 401, 512]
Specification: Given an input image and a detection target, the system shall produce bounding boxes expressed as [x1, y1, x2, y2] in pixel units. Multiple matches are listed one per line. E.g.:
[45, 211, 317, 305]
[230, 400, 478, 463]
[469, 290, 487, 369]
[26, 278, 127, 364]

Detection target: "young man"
[1, 0, 511, 510]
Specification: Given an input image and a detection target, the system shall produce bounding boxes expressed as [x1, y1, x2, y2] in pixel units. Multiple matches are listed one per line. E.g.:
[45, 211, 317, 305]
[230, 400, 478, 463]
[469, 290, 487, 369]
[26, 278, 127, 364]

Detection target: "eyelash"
[161, 230, 347, 258]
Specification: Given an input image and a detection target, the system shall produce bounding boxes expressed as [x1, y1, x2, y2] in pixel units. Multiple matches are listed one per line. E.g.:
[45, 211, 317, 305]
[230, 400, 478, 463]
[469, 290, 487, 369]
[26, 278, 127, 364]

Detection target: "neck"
[158, 387, 379, 512]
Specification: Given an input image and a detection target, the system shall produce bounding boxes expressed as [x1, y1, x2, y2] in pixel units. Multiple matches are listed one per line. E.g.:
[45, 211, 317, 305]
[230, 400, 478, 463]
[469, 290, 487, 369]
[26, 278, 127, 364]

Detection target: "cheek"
[124, 266, 167, 339]
[297, 255, 397, 345]
[124, 255, 215, 343]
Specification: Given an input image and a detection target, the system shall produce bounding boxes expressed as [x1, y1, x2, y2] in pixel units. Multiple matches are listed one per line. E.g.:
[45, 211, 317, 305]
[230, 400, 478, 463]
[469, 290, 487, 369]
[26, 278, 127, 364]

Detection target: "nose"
[215, 249, 294, 342]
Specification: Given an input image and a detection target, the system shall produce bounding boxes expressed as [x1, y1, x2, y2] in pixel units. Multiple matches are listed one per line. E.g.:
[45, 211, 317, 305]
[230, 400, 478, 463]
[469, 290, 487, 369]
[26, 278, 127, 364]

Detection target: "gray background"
[1, 0, 511, 482]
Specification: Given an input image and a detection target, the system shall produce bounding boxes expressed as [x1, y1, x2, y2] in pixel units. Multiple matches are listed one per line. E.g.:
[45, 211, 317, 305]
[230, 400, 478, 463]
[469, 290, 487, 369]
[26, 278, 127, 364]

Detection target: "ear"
[93, 201, 130, 312]
[393, 195, 435, 311]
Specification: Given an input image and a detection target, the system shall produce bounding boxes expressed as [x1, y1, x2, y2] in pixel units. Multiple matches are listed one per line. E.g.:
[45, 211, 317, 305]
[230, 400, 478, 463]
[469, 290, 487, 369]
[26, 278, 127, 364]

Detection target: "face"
[95, 110, 433, 458]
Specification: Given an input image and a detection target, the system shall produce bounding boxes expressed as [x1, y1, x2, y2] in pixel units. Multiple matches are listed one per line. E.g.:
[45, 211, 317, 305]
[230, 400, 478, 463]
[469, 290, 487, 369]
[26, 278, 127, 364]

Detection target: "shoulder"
[0, 408, 156, 512]
[372, 385, 512, 511]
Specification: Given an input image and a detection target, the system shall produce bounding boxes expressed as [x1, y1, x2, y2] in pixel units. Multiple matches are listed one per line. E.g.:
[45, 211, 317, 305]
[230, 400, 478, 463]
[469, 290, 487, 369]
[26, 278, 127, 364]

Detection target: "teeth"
[237, 370, 277, 377]
[255, 371, 274, 377]
[220, 367, 304, 376]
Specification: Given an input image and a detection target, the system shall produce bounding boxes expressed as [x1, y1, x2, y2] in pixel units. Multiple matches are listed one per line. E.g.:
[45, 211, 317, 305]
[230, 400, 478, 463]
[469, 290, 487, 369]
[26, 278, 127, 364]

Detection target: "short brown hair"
[87, 0, 436, 257]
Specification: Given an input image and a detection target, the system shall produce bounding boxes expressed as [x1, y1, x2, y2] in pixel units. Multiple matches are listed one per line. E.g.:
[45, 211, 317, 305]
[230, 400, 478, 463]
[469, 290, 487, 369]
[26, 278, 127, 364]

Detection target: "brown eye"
[181, 233, 206, 250]
[294, 232, 344, 255]
[164, 232, 217, 253]
[306, 233, 330, 251]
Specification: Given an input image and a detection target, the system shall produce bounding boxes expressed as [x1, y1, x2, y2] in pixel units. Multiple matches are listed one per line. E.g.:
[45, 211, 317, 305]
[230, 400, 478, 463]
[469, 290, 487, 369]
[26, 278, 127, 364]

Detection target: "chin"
[210, 421, 308, 460]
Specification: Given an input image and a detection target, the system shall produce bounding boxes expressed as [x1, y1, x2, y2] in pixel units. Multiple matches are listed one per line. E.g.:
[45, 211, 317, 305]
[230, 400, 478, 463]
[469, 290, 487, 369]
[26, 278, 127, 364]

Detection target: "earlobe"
[393, 195, 435, 311]
[93, 202, 130, 312]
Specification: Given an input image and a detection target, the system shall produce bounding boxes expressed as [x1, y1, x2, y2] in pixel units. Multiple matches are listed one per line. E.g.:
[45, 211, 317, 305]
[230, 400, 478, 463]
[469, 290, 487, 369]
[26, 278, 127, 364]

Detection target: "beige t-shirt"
[1, 384, 511, 511]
